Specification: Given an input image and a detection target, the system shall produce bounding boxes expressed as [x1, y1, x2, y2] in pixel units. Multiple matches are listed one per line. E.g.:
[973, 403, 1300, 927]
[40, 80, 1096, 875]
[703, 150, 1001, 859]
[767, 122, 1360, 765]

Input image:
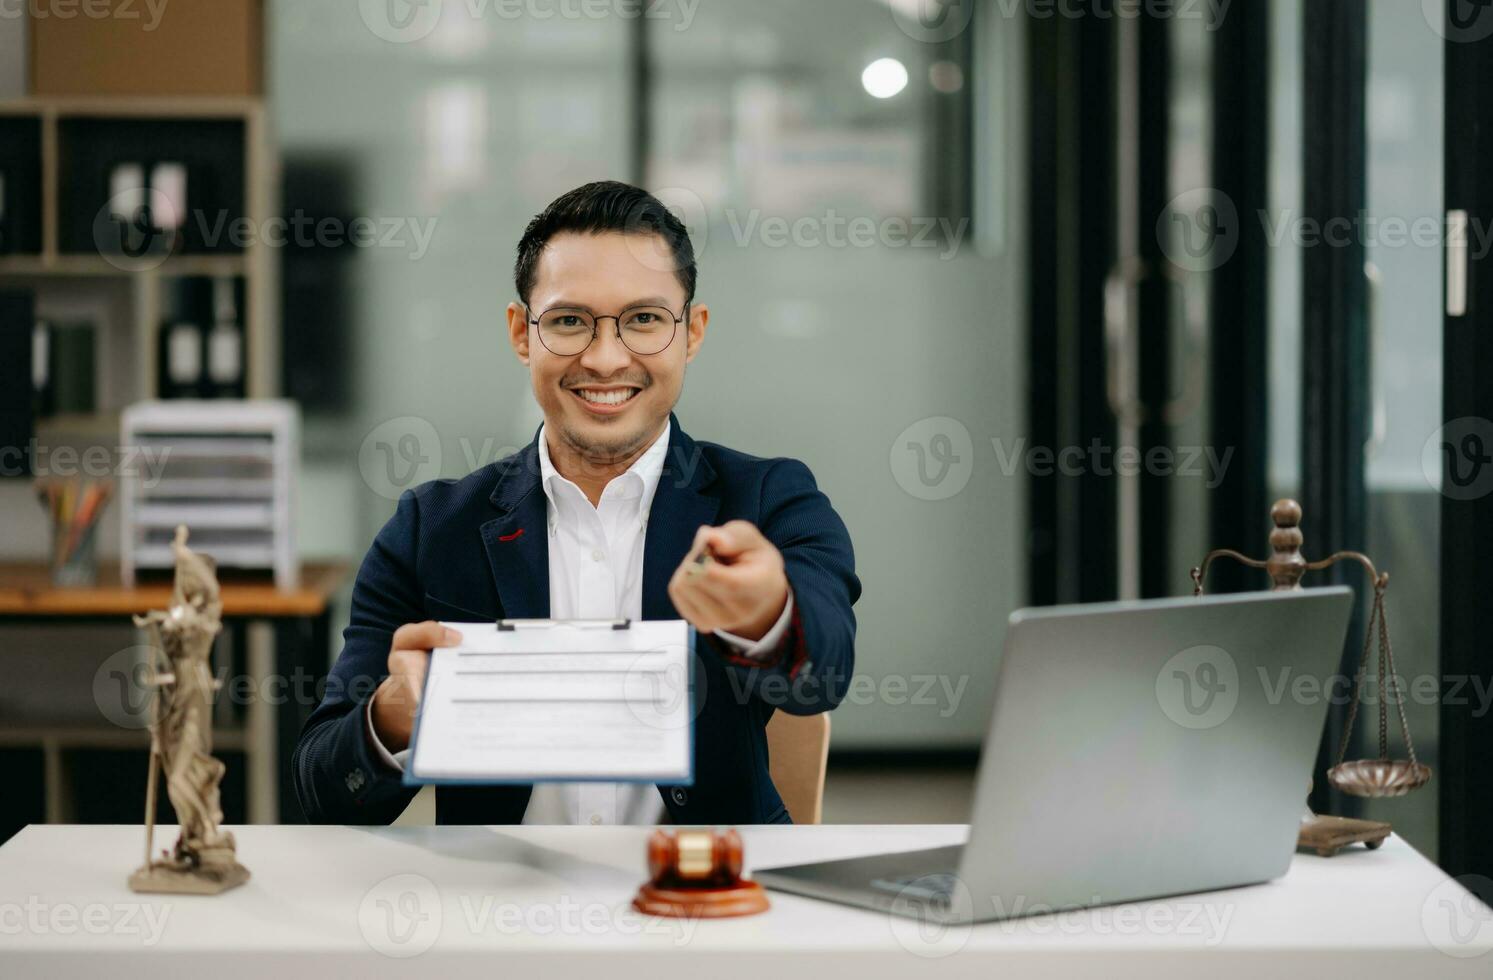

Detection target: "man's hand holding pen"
[668, 521, 791, 641]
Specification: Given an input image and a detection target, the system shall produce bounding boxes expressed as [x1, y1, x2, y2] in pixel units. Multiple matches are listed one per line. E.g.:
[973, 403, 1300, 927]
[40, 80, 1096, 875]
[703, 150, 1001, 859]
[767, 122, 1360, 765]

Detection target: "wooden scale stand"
[1192, 499, 1433, 857]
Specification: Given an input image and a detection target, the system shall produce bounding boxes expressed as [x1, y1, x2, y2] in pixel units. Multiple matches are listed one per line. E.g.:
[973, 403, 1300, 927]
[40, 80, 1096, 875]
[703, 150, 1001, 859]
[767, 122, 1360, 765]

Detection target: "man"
[294, 181, 859, 826]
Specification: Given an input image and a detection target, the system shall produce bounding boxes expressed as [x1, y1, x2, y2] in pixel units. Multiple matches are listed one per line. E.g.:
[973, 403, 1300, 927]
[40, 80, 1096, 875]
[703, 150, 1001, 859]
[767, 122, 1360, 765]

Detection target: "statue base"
[129, 859, 250, 895]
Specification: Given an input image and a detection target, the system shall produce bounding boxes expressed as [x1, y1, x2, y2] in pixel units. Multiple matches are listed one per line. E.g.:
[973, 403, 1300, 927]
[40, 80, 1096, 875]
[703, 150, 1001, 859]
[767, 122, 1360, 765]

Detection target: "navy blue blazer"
[293, 415, 859, 825]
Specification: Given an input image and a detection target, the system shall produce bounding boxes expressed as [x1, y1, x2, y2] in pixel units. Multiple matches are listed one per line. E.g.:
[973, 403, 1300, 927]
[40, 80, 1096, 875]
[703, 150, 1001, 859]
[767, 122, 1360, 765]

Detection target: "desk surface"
[0, 824, 1489, 978]
[0, 561, 350, 618]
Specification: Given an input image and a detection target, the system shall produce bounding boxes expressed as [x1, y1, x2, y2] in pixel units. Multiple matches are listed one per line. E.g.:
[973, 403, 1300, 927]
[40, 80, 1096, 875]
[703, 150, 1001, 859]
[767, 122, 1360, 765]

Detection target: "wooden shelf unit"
[0, 95, 280, 404]
[0, 560, 350, 825]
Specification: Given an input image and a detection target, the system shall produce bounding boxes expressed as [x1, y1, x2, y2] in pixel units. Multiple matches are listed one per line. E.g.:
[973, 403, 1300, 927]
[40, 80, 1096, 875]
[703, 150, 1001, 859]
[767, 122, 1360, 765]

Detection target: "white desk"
[0, 824, 1489, 978]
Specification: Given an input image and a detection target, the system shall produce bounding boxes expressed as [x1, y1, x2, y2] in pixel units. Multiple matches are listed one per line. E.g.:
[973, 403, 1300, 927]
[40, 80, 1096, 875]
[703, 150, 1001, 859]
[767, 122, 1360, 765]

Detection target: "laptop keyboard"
[870, 871, 960, 903]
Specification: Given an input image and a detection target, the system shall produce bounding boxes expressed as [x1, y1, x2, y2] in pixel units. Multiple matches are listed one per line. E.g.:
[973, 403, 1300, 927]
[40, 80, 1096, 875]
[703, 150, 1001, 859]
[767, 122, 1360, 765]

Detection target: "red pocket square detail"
[499, 528, 525, 542]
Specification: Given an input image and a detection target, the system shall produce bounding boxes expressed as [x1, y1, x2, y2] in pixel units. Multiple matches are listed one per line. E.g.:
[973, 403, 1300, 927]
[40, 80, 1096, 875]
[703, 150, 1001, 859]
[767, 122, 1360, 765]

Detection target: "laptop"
[754, 587, 1354, 924]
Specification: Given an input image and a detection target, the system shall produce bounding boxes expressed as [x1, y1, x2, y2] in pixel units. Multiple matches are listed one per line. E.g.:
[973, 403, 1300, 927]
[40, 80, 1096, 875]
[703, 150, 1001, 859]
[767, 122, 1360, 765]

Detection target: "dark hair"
[513, 180, 697, 307]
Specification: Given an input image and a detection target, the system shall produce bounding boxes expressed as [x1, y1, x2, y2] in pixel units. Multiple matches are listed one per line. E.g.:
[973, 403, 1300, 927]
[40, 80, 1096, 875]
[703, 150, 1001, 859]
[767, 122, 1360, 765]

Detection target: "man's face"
[507, 231, 707, 464]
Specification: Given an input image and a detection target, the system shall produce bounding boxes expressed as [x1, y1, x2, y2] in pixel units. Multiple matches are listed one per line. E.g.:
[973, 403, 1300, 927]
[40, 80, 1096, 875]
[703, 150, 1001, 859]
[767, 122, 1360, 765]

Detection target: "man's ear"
[684, 302, 709, 363]
[506, 302, 531, 365]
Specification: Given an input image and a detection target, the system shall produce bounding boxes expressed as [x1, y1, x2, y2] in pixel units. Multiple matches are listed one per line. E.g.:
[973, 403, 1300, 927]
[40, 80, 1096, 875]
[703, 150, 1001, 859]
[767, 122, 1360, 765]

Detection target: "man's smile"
[567, 383, 643, 414]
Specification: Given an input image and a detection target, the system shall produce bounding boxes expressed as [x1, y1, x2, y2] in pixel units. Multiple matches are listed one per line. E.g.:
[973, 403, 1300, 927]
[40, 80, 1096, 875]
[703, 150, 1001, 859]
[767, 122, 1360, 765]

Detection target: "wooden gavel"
[646, 829, 744, 887]
[634, 829, 768, 918]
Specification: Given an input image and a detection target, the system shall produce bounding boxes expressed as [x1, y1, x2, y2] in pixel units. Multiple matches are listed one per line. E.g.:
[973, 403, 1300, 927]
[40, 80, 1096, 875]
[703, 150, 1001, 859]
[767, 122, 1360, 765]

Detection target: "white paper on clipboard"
[406, 619, 694, 785]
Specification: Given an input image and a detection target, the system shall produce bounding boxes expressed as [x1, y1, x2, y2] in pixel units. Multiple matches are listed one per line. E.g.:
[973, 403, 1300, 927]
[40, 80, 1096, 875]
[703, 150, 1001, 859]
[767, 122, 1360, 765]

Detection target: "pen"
[687, 543, 717, 576]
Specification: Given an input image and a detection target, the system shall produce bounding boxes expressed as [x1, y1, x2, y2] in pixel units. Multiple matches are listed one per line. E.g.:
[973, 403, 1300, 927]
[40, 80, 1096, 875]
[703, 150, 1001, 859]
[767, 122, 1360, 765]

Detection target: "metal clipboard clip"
[496, 618, 632, 631]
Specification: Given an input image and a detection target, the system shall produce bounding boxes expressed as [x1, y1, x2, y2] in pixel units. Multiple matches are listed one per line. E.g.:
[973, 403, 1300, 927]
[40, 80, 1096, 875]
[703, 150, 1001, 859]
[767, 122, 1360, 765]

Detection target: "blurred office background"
[0, 0, 1488, 890]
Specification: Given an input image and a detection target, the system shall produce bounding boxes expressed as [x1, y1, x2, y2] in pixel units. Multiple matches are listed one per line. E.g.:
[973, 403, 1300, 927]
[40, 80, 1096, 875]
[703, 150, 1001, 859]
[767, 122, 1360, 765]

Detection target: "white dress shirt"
[368, 418, 794, 826]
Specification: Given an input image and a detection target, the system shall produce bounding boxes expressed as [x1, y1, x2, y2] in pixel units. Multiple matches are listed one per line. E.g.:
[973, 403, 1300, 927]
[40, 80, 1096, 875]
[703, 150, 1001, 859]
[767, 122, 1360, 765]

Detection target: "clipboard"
[403, 618, 696, 787]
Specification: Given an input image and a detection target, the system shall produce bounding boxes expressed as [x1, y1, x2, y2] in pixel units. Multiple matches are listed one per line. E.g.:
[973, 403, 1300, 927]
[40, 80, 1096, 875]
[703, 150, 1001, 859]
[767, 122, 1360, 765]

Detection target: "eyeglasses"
[526, 304, 687, 357]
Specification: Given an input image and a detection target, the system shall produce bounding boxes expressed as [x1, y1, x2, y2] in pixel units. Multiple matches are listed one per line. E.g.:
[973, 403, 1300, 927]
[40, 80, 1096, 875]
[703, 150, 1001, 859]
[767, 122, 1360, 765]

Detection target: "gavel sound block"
[632, 829, 770, 918]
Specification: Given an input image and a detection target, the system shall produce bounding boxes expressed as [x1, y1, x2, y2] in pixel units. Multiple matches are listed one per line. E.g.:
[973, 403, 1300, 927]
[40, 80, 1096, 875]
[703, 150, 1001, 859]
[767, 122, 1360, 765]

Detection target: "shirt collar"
[537, 418, 672, 512]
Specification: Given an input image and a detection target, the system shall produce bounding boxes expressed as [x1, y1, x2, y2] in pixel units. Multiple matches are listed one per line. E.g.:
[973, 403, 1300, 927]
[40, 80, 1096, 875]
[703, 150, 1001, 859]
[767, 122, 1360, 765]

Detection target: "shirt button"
[591, 549, 604, 562]
[589, 814, 602, 825]
[670, 787, 688, 806]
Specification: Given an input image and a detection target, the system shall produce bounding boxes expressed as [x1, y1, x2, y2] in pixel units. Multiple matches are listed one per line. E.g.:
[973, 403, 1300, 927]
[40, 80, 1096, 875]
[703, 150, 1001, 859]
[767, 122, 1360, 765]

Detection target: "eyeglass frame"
[524, 301, 691, 357]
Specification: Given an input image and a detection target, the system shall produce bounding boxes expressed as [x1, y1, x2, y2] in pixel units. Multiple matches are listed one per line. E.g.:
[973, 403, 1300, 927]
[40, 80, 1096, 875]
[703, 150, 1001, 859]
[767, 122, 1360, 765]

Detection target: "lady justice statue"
[129, 526, 249, 894]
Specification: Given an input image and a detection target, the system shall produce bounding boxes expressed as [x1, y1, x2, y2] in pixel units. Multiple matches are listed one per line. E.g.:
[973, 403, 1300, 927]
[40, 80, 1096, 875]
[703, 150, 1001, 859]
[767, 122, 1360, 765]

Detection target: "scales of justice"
[128, 526, 250, 895]
[1192, 499, 1432, 857]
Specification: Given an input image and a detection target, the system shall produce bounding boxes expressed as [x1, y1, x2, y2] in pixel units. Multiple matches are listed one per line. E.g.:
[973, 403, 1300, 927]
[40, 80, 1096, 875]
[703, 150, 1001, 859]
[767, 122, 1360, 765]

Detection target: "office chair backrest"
[765, 711, 831, 824]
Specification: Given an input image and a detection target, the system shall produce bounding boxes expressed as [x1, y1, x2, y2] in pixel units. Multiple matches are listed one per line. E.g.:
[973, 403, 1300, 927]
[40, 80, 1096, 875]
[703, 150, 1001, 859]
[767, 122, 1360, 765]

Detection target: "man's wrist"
[368, 678, 411, 754]
[726, 583, 790, 642]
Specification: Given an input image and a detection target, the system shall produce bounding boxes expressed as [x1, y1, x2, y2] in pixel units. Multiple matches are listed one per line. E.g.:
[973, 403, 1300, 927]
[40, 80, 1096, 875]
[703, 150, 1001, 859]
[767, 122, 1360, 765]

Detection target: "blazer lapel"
[642, 417, 720, 620]
[480, 433, 550, 619]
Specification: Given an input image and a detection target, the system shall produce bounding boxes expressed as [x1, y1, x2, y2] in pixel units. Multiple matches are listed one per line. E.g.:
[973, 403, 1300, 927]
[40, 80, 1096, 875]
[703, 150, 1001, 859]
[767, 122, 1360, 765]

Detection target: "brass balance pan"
[1327, 759, 1432, 798]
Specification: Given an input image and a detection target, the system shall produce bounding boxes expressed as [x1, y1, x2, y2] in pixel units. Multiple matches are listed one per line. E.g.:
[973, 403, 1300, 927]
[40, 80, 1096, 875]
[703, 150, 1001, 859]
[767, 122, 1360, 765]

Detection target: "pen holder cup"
[37, 479, 113, 589]
[51, 517, 100, 587]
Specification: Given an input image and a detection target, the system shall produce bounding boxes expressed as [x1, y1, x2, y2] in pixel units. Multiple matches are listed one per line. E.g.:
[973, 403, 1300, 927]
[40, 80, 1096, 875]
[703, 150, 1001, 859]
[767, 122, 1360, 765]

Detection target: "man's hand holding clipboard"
[368, 621, 463, 756]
